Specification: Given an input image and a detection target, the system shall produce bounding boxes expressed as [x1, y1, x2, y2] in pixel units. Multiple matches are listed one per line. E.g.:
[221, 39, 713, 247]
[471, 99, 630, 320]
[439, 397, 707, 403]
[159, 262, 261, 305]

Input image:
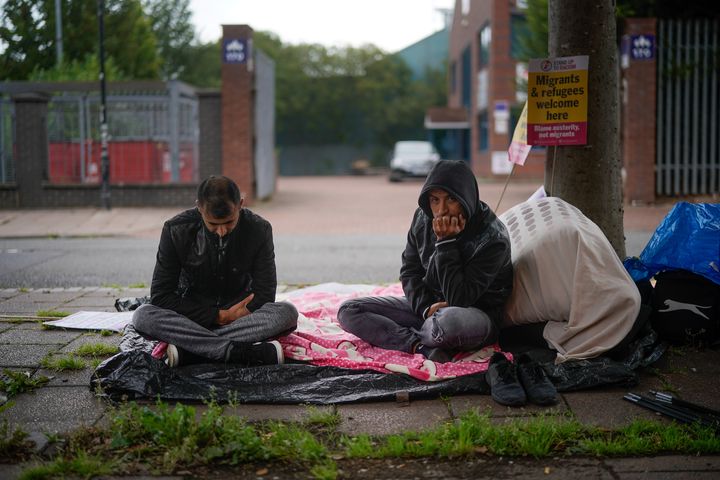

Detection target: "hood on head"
[418, 160, 479, 219]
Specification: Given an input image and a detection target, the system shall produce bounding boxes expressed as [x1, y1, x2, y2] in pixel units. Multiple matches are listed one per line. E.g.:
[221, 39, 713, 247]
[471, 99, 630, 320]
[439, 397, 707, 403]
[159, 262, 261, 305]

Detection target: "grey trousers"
[337, 296, 497, 354]
[132, 301, 298, 361]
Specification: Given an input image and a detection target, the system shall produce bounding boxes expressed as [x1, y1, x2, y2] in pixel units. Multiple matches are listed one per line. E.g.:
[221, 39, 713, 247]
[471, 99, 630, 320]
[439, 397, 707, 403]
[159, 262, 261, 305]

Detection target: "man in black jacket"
[133, 175, 298, 367]
[338, 160, 513, 362]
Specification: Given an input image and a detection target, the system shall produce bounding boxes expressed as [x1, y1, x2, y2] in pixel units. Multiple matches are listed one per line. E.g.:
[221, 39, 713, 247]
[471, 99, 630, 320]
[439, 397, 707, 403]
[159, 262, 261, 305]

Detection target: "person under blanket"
[338, 160, 513, 362]
[132, 175, 298, 367]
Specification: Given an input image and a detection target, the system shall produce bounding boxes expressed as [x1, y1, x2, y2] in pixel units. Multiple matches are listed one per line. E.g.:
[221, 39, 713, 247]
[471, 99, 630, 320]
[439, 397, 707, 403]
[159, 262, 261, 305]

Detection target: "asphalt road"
[0, 231, 652, 289]
[0, 234, 406, 288]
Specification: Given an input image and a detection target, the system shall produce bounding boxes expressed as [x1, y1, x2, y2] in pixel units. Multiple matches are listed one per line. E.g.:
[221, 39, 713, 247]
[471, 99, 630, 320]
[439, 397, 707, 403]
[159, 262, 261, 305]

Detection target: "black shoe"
[165, 344, 207, 368]
[225, 340, 284, 366]
[516, 353, 557, 405]
[415, 343, 452, 363]
[486, 352, 527, 406]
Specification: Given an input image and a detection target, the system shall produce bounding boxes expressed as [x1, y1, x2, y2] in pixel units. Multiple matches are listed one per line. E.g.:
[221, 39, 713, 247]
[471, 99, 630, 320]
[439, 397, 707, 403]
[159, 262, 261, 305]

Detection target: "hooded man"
[337, 160, 513, 362]
[132, 175, 298, 367]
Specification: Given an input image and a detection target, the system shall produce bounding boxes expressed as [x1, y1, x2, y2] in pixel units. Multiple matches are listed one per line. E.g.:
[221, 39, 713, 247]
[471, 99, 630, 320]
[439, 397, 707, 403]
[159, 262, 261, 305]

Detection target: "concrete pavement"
[1, 176, 718, 478]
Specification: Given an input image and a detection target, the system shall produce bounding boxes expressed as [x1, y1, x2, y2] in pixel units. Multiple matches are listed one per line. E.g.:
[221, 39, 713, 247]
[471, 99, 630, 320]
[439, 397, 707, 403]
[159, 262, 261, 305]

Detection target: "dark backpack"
[650, 270, 720, 346]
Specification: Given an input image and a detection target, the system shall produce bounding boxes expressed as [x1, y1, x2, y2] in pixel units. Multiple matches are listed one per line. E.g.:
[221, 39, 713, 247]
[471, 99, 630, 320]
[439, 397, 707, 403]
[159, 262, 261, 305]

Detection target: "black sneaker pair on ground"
[165, 340, 284, 368]
[486, 352, 557, 406]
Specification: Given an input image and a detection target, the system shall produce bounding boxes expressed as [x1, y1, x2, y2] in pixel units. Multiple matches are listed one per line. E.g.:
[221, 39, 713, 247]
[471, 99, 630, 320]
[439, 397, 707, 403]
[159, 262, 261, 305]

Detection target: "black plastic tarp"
[97, 296, 666, 404]
[91, 352, 490, 404]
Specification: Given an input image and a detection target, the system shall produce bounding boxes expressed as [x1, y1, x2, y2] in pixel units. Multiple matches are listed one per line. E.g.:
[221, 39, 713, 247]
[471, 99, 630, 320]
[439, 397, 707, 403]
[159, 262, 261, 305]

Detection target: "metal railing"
[656, 19, 720, 196]
[0, 99, 14, 184]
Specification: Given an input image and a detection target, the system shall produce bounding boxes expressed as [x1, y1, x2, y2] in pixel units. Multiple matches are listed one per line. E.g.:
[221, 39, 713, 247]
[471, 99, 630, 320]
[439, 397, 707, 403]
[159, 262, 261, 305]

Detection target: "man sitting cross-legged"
[133, 175, 298, 367]
[337, 160, 513, 363]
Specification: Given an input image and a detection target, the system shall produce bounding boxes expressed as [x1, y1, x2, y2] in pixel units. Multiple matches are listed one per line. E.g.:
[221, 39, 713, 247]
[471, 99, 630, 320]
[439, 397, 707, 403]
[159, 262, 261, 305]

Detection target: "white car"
[389, 141, 441, 182]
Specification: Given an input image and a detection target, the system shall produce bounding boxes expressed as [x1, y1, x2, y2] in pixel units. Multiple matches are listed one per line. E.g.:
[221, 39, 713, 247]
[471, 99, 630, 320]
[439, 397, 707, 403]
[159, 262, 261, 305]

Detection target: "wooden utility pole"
[546, 0, 625, 258]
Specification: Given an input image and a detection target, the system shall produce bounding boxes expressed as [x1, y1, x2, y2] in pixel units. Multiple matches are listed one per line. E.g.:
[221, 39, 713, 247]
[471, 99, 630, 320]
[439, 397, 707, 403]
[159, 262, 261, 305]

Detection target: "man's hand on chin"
[217, 293, 254, 326]
[432, 214, 466, 241]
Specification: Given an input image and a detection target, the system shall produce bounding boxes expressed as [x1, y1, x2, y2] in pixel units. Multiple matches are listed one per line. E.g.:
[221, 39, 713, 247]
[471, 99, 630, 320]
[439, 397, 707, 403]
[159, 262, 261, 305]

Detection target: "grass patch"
[41, 355, 86, 372]
[101, 283, 123, 290]
[35, 310, 70, 318]
[17, 404, 720, 479]
[0, 369, 49, 399]
[19, 451, 113, 480]
[127, 282, 147, 289]
[18, 287, 29, 293]
[100, 329, 115, 337]
[74, 343, 119, 358]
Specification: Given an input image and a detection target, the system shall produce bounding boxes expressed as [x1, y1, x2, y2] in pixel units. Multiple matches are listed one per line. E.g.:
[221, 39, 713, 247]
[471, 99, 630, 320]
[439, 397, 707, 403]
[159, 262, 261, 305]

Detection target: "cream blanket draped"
[499, 197, 640, 364]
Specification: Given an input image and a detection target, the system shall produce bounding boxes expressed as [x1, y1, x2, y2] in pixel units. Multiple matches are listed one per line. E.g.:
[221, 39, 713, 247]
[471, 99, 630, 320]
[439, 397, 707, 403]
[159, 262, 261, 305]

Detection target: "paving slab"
[336, 399, 451, 436]
[0, 343, 65, 368]
[449, 393, 569, 419]
[0, 328, 82, 345]
[17, 292, 83, 303]
[61, 296, 123, 308]
[0, 386, 106, 435]
[223, 404, 335, 423]
[59, 332, 121, 353]
[36, 366, 96, 387]
[606, 455, 720, 473]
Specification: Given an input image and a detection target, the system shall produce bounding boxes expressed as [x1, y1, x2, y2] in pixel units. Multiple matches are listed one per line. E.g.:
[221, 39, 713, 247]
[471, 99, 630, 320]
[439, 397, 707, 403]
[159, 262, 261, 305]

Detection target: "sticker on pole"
[527, 55, 588, 146]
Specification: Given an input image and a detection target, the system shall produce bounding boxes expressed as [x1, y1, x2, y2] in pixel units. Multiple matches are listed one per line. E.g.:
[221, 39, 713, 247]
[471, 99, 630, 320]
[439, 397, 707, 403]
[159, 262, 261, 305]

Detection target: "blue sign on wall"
[629, 34, 655, 60]
[223, 38, 248, 64]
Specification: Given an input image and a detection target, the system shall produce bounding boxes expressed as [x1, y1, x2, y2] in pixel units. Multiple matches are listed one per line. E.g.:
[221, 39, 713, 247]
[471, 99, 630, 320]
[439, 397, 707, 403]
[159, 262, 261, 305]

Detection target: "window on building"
[461, 46, 471, 109]
[478, 24, 491, 67]
[511, 14, 529, 60]
[478, 111, 488, 152]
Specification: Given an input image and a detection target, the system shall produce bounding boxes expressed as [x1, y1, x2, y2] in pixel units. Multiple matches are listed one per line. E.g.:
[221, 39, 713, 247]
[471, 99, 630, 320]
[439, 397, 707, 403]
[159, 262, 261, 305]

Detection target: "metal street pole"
[97, 0, 110, 209]
[54, 0, 63, 65]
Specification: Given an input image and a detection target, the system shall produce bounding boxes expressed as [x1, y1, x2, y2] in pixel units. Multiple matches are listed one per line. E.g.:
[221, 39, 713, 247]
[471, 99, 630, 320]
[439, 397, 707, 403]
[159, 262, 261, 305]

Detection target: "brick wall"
[622, 18, 657, 203]
[221, 25, 255, 204]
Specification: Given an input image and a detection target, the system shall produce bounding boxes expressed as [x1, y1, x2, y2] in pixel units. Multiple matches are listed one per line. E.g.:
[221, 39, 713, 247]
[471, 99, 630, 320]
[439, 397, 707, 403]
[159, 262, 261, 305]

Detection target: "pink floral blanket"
[277, 283, 499, 382]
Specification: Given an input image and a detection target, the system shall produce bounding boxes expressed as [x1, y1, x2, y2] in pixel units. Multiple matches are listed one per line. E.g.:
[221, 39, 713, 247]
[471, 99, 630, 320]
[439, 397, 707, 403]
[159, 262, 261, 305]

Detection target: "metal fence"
[0, 99, 14, 184]
[656, 19, 720, 196]
[2, 80, 199, 185]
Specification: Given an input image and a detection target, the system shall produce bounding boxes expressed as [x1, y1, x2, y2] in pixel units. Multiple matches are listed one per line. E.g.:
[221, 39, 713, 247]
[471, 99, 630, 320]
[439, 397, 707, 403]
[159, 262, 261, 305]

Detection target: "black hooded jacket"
[150, 207, 277, 328]
[400, 160, 513, 326]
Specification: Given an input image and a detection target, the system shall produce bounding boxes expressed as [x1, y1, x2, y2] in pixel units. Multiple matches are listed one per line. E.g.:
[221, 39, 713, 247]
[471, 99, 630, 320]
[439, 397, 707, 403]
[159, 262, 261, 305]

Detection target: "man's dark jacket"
[150, 207, 277, 328]
[400, 160, 513, 327]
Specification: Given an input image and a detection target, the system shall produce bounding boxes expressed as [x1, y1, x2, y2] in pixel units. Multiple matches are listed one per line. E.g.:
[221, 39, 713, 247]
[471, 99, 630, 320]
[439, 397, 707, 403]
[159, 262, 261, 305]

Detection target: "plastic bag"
[625, 202, 720, 285]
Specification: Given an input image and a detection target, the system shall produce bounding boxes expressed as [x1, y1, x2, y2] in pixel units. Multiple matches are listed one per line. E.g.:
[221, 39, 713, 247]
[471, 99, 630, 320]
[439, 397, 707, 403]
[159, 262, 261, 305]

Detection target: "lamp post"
[97, 0, 110, 209]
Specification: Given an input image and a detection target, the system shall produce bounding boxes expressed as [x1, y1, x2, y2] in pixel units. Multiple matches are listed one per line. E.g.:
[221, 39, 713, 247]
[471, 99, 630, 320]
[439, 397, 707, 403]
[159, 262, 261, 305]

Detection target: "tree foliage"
[143, 0, 195, 79]
[0, 0, 160, 80]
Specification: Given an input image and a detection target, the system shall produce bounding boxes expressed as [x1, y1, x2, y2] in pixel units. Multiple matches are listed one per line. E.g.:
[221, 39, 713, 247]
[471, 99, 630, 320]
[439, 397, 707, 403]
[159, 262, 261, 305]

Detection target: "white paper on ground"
[44, 310, 134, 332]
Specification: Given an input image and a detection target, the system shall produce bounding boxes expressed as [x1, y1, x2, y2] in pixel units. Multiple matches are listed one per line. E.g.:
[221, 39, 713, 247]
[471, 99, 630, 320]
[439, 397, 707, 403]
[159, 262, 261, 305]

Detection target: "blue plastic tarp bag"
[624, 202, 720, 285]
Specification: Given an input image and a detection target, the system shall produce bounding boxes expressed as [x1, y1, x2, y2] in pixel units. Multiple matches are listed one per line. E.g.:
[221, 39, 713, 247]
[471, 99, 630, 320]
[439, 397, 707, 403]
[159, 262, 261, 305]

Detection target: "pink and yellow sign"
[527, 55, 588, 146]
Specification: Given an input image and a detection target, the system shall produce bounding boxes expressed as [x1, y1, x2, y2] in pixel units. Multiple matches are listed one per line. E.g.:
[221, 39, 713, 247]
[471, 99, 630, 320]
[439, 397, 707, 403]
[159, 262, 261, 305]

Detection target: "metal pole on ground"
[97, 0, 110, 209]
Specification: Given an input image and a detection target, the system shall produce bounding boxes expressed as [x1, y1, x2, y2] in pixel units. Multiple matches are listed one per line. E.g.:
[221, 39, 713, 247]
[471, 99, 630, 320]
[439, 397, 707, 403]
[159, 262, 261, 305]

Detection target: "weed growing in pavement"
[74, 343, 119, 358]
[0, 420, 33, 462]
[35, 310, 70, 318]
[304, 406, 341, 430]
[101, 283, 123, 290]
[99, 329, 115, 336]
[18, 451, 113, 480]
[41, 355, 86, 371]
[127, 282, 147, 289]
[18, 287, 29, 293]
[0, 369, 49, 399]
[14, 403, 720, 479]
[5, 317, 28, 324]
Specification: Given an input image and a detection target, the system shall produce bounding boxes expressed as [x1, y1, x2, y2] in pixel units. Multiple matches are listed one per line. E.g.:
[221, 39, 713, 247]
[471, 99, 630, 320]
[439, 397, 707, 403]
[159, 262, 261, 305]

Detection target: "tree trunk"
[545, 0, 626, 258]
